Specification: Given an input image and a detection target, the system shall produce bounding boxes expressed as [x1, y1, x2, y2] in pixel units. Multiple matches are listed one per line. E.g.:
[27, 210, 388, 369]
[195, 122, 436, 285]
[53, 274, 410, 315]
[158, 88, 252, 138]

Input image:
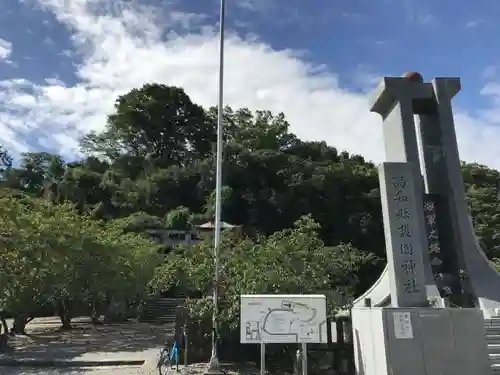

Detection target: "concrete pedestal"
[352, 307, 490, 375]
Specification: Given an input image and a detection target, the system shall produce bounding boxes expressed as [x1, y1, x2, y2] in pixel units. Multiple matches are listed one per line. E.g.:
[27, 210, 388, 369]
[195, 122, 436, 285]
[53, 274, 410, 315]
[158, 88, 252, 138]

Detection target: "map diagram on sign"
[240, 294, 328, 344]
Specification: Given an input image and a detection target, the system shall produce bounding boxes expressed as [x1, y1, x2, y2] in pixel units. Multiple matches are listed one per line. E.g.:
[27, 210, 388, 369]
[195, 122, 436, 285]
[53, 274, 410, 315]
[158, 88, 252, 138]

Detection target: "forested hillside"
[1, 83, 500, 346]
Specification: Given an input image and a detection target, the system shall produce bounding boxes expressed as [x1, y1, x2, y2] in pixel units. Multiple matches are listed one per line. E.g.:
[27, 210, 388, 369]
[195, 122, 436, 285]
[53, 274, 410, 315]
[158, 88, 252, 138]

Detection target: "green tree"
[18, 152, 65, 195]
[150, 215, 377, 335]
[0, 192, 161, 337]
[81, 84, 215, 167]
[164, 206, 192, 229]
[0, 145, 12, 177]
[463, 163, 500, 258]
[207, 107, 297, 152]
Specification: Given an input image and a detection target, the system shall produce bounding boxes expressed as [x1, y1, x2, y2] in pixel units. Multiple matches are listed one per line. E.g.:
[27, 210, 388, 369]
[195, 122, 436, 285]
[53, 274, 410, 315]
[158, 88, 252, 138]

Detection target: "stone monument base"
[352, 307, 490, 375]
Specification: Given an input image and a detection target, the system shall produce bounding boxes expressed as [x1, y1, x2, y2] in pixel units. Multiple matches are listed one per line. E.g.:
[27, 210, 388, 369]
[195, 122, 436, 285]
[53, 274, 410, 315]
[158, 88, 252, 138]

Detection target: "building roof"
[195, 221, 240, 229]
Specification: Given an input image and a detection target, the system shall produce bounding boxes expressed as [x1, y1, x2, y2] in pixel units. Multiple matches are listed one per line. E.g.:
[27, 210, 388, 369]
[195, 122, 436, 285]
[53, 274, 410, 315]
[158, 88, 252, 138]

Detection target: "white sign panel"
[240, 294, 328, 344]
[393, 311, 413, 339]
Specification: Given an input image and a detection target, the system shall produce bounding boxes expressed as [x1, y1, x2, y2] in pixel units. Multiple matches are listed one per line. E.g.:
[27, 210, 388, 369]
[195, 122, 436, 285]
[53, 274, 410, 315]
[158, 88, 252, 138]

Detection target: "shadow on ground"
[3, 366, 143, 374]
[1, 317, 173, 361]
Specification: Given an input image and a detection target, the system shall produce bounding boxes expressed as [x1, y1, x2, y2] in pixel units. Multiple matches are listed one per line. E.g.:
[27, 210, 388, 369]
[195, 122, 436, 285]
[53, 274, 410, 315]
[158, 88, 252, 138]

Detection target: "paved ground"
[3, 365, 145, 374]
[0, 317, 260, 375]
[3, 364, 263, 375]
[2, 316, 171, 361]
[1, 316, 174, 374]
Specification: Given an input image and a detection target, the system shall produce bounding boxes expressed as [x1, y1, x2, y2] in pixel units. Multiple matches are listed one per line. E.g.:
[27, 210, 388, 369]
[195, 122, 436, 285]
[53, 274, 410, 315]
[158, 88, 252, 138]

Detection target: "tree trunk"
[0, 315, 8, 335]
[0, 313, 9, 351]
[10, 315, 28, 335]
[292, 346, 302, 375]
[57, 299, 72, 330]
[104, 295, 126, 323]
[0, 333, 7, 351]
[90, 296, 101, 325]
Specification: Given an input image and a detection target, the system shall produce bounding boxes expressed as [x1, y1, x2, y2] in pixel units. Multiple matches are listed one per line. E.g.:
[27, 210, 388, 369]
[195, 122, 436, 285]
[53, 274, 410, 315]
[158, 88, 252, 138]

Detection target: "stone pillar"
[370, 76, 432, 164]
[427, 78, 500, 315]
[352, 74, 441, 308]
[371, 77, 438, 291]
[379, 162, 428, 307]
[415, 81, 465, 304]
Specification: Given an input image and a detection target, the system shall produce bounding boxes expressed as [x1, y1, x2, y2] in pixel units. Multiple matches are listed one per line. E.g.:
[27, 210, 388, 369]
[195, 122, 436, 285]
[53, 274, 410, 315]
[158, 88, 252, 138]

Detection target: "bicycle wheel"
[157, 348, 171, 375]
[158, 363, 172, 375]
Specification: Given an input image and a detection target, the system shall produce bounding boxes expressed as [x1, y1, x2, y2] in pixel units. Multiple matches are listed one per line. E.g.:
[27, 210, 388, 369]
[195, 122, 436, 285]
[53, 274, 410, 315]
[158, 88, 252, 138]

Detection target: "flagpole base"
[205, 354, 224, 375]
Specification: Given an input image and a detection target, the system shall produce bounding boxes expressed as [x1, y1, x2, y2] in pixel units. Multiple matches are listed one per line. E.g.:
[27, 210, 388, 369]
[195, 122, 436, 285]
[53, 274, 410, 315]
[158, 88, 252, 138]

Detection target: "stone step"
[143, 303, 182, 310]
[141, 311, 176, 317]
[153, 298, 185, 305]
[141, 310, 175, 318]
[489, 344, 500, 354]
[491, 358, 500, 364]
[139, 298, 184, 324]
[145, 308, 178, 313]
[141, 301, 183, 310]
[140, 312, 175, 317]
[140, 318, 175, 323]
[139, 313, 175, 317]
[142, 306, 176, 310]
[153, 300, 183, 305]
[140, 317, 176, 324]
[488, 335, 500, 342]
[142, 306, 177, 311]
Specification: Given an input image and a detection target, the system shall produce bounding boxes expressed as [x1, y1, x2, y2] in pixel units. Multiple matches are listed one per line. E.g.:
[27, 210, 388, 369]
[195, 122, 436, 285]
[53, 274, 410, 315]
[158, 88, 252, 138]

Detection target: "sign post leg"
[301, 343, 308, 375]
[260, 343, 266, 375]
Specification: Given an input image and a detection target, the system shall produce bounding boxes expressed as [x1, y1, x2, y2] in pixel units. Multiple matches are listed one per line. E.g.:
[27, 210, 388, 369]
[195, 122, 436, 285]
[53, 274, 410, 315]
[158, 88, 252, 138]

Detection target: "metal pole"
[207, 0, 226, 372]
[301, 343, 308, 375]
[260, 343, 266, 375]
[184, 325, 188, 367]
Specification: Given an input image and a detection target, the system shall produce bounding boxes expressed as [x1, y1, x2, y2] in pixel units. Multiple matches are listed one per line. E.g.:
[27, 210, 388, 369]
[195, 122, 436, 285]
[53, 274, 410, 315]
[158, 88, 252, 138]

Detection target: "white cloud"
[466, 19, 485, 29]
[0, 38, 12, 60]
[0, 0, 499, 170]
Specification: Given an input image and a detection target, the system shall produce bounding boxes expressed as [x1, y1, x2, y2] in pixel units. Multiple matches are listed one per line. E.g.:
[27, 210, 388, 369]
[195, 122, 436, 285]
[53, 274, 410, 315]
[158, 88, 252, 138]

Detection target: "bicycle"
[157, 342, 180, 375]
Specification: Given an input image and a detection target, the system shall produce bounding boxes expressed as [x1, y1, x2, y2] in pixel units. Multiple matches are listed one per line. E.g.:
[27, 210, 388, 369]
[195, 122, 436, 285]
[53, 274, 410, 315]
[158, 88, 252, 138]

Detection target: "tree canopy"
[1, 82, 500, 350]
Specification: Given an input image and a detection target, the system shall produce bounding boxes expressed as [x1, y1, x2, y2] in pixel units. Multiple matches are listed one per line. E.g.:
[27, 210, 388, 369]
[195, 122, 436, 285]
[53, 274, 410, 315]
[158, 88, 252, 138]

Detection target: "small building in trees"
[143, 220, 241, 254]
[194, 221, 241, 241]
[146, 228, 201, 254]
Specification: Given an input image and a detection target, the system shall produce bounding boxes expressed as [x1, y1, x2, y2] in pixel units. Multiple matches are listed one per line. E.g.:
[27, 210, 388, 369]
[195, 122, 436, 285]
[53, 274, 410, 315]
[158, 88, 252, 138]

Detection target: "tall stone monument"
[354, 73, 500, 315]
[353, 73, 442, 309]
[351, 73, 496, 375]
[378, 161, 428, 307]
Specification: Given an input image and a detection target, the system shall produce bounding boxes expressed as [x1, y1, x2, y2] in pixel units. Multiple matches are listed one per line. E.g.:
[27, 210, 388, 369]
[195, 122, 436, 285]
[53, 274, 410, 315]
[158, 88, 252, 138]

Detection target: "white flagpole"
[207, 0, 226, 372]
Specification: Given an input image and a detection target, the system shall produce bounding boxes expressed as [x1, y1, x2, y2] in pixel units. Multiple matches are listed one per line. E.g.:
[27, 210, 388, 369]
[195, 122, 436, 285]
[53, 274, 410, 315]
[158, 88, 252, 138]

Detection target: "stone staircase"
[485, 318, 500, 373]
[140, 297, 184, 325]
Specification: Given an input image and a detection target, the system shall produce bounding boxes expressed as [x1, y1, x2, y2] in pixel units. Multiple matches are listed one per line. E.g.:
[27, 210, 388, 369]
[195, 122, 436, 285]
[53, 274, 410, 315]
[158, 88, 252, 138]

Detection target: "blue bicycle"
[157, 341, 180, 375]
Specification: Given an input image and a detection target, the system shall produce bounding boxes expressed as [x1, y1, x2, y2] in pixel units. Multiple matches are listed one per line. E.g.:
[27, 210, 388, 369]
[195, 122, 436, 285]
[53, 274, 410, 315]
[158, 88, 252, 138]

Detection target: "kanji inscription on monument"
[423, 197, 444, 273]
[379, 162, 428, 307]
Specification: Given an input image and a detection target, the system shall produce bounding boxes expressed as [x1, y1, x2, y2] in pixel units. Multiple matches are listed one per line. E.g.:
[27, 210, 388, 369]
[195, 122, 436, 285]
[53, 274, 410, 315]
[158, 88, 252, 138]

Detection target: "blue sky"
[0, 0, 499, 167]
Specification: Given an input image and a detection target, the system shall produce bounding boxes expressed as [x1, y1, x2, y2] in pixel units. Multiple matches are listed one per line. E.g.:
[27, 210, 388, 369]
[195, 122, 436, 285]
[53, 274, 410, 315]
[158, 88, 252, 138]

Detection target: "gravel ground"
[2, 366, 145, 375]
[2, 362, 264, 375]
[1, 316, 172, 375]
